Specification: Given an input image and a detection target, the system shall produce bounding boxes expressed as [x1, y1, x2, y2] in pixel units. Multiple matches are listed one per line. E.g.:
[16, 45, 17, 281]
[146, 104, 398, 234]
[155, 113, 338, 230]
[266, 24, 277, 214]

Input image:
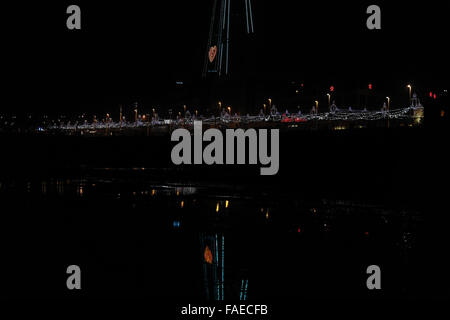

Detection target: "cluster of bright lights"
[48, 106, 423, 131]
[299, 106, 421, 122]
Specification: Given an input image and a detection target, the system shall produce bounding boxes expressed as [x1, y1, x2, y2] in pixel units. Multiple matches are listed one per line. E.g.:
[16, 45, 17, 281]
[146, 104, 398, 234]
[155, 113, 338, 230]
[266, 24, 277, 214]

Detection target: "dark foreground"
[0, 126, 449, 300]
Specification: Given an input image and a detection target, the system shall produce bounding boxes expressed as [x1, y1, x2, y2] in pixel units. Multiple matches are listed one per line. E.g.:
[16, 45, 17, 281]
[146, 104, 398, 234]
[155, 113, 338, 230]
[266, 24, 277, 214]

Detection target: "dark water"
[0, 169, 443, 299]
[0, 127, 448, 300]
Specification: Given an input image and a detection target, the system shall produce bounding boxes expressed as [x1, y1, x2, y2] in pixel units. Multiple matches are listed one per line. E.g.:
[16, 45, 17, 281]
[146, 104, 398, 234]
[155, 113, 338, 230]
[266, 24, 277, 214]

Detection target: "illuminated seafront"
[0, 101, 443, 299]
[45, 105, 424, 136]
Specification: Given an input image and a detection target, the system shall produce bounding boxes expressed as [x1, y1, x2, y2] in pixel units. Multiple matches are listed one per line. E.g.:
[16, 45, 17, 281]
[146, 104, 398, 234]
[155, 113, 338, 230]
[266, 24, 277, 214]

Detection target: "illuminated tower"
[203, 0, 255, 78]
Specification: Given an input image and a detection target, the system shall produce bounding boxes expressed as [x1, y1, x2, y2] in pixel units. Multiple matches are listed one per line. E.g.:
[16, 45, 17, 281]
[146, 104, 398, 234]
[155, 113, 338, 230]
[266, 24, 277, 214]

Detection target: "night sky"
[1, 1, 448, 115]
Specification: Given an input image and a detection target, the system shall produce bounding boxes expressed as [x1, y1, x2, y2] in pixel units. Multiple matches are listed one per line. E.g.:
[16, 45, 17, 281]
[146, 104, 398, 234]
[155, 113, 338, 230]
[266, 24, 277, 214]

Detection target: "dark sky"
[1, 1, 448, 115]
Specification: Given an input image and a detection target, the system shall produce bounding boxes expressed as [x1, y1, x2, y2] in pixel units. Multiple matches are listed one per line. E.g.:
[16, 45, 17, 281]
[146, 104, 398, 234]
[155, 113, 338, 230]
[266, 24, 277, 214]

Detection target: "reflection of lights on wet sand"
[216, 202, 220, 213]
[175, 186, 197, 196]
[56, 180, 64, 195]
[77, 185, 84, 196]
[41, 181, 47, 195]
[151, 189, 156, 196]
[225, 200, 229, 208]
[265, 209, 269, 219]
[204, 246, 213, 264]
[180, 201, 184, 208]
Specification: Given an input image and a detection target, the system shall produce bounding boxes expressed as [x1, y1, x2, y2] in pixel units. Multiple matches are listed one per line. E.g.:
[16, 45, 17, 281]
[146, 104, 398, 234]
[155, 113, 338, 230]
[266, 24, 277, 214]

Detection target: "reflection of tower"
[200, 233, 225, 300]
[203, 0, 255, 77]
[239, 278, 248, 300]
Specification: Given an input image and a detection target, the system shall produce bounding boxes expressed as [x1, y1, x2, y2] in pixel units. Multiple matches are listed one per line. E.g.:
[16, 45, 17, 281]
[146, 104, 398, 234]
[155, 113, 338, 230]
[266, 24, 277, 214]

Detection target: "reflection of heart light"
[209, 46, 217, 63]
[204, 245, 213, 264]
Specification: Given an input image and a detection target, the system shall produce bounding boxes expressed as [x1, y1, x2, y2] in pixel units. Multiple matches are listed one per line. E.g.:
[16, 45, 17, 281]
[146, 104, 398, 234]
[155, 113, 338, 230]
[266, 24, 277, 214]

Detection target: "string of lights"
[48, 106, 423, 131]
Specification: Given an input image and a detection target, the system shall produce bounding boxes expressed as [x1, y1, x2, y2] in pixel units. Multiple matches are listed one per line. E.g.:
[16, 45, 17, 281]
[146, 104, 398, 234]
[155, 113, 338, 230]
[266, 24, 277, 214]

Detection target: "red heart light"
[209, 46, 217, 63]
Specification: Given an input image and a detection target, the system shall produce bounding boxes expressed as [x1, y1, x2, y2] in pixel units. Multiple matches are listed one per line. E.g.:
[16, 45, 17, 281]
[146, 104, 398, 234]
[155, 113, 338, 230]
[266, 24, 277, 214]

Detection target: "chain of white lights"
[49, 106, 422, 131]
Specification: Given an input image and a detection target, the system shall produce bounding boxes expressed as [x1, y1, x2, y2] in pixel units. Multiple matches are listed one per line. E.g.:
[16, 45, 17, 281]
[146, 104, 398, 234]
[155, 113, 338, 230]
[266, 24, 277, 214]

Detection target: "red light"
[281, 116, 293, 123]
[330, 86, 334, 92]
[204, 246, 213, 264]
[368, 83, 372, 90]
[429, 92, 433, 97]
[208, 46, 217, 63]
[433, 94, 437, 100]
[297, 227, 301, 233]
[300, 83, 304, 87]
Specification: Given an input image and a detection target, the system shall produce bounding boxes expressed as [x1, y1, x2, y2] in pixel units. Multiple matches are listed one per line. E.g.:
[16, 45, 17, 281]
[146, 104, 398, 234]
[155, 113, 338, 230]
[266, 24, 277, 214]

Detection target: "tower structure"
[202, 0, 255, 78]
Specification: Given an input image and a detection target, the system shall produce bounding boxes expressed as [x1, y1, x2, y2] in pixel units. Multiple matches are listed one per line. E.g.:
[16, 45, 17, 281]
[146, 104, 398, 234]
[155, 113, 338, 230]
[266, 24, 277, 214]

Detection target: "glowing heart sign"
[204, 245, 213, 264]
[208, 46, 217, 63]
